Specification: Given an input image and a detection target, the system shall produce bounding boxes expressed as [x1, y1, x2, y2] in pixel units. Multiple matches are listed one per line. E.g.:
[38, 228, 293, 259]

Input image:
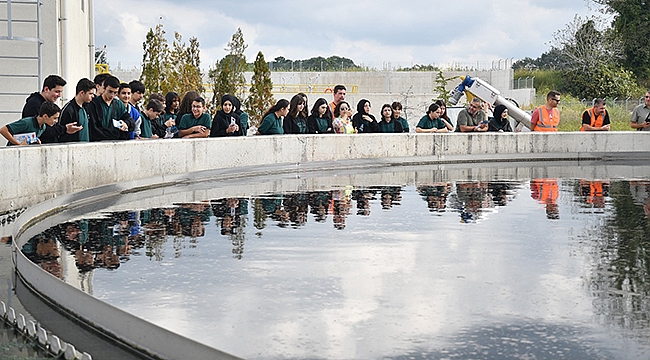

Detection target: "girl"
[392, 101, 409, 132]
[258, 99, 289, 135]
[416, 103, 453, 133]
[283, 94, 308, 134]
[488, 104, 513, 132]
[211, 94, 243, 137]
[352, 99, 379, 133]
[332, 101, 355, 134]
[163, 92, 180, 122]
[307, 98, 334, 134]
[378, 104, 404, 133]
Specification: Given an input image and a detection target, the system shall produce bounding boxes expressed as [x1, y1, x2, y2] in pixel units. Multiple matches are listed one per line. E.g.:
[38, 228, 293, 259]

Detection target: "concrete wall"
[0, 0, 94, 128]
[1, 132, 649, 213]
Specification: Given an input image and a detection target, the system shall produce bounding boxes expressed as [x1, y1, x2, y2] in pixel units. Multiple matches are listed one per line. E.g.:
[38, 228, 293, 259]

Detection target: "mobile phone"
[230, 117, 236, 125]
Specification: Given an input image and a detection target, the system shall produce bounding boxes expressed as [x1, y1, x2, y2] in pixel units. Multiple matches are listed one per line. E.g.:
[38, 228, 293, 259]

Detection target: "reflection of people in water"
[531, 178, 560, 219]
[380, 186, 402, 210]
[454, 181, 491, 223]
[310, 191, 331, 222]
[284, 193, 309, 227]
[487, 181, 517, 207]
[331, 187, 353, 229]
[352, 189, 376, 216]
[579, 180, 610, 208]
[21, 233, 64, 278]
[418, 183, 452, 213]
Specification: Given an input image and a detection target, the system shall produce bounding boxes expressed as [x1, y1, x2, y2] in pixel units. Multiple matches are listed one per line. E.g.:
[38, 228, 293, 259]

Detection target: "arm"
[629, 109, 650, 130]
[0, 125, 27, 145]
[441, 119, 453, 131]
[183, 127, 210, 138]
[416, 127, 439, 133]
[530, 108, 540, 129]
[258, 115, 272, 134]
[456, 111, 476, 132]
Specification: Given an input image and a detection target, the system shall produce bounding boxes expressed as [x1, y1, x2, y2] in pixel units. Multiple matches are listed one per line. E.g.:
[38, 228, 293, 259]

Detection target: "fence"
[513, 77, 534, 90]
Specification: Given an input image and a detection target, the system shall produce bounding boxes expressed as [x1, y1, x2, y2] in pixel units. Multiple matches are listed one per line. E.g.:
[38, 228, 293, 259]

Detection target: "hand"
[65, 122, 83, 134]
[118, 120, 128, 132]
[362, 115, 373, 122]
[193, 125, 207, 134]
[151, 134, 159, 139]
[602, 124, 610, 131]
[164, 119, 175, 128]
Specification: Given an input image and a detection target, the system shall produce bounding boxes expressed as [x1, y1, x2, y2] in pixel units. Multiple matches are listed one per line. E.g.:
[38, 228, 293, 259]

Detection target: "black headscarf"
[493, 104, 508, 123]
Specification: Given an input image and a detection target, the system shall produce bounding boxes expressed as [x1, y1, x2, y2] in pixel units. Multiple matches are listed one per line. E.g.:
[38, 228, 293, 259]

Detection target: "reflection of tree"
[586, 181, 650, 338]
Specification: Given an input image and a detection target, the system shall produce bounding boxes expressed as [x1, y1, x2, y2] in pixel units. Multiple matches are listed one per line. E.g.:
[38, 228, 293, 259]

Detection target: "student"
[93, 73, 110, 97]
[178, 96, 211, 138]
[332, 101, 355, 134]
[258, 99, 289, 135]
[211, 94, 243, 137]
[283, 94, 308, 134]
[391, 101, 409, 132]
[378, 104, 404, 133]
[163, 91, 180, 122]
[488, 104, 514, 132]
[230, 95, 249, 136]
[59, 78, 96, 143]
[307, 98, 334, 134]
[1, 102, 61, 146]
[176, 91, 200, 122]
[416, 103, 453, 133]
[85, 75, 136, 141]
[435, 100, 451, 128]
[118, 83, 141, 138]
[22, 74, 79, 143]
[129, 80, 146, 113]
[352, 99, 379, 133]
[139, 99, 166, 139]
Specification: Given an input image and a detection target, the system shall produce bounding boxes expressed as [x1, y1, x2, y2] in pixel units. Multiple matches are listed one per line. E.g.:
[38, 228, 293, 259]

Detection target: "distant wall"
[1, 132, 649, 212]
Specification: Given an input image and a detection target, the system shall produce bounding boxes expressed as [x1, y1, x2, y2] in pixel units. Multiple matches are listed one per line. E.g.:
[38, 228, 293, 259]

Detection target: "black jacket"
[283, 114, 308, 134]
[306, 115, 334, 134]
[21, 92, 66, 143]
[58, 99, 83, 142]
[352, 113, 380, 133]
[85, 96, 135, 141]
[210, 110, 243, 137]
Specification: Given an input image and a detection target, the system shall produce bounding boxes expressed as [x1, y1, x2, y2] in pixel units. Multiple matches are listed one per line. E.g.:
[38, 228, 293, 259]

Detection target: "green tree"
[168, 32, 204, 96]
[210, 28, 248, 108]
[246, 51, 274, 127]
[592, 0, 650, 84]
[433, 70, 458, 103]
[140, 24, 170, 96]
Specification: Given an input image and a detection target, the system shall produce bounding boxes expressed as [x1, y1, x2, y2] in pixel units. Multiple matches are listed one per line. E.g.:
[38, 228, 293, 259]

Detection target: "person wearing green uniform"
[59, 78, 95, 142]
[258, 99, 289, 135]
[85, 75, 135, 141]
[416, 103, 453, 133]
[307, 98, 334, 134]
[1, 102, 61, 145]
[391, 101, 409, 132]
[178, 97, 211, 138]
[139, 99, 166, 138]
[378, 104, 404, 133]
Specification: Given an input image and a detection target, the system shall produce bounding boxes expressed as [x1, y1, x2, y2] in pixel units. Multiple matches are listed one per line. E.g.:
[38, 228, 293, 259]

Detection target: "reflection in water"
[20, 179, 650, 358]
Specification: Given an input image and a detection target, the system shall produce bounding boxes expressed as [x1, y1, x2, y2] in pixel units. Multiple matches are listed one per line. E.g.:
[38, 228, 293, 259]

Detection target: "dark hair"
[427, 103, 440, 115]
[165, 92, 180, 113]
[334, 101, 350, 118]
[146, 99, 164, 113]
[297, 92, 309, 118]
[356, 99, 371, 115]
[391, 101, 402, 111]
[42, 75, 66, 91]
[434, 99, 449, 120]
[193, 96, 206, 106]
[593, 98, 606, 106]
[129, 80, 145, 94]
[311, 98, 332, 119]
[75, 78, 95, 94]
[493, 104, 508, 121]
[333, 85, 346, 94]
[221, 94, 236, 110]
[546, 90, 561, 100]
[149, 93, 164, 103]
[103, 75, 120, 90]
[39, 101, 61, 117]
[93, 73, 109, 87]
[380, 104, 393, 121]
[262, 99, 290, 120]
[118, 83, 131, 93]
[288, 94, 305, 118]
[178, 91, 200, 117]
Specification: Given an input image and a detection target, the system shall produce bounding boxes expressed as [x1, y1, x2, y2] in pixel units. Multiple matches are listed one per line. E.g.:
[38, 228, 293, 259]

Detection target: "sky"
[94, 0, 603, 71]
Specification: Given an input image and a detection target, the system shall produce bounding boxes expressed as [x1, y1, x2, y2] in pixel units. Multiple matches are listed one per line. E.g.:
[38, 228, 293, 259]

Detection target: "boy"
[139, 99, 166, 138]
[85, 75, 135, 141]
[129, 80, 146, 113]
[1, 102, 61, 146]
[178, 97, 211, 138]
[118, 83, 141, 138]
[59, 78, 96, 142]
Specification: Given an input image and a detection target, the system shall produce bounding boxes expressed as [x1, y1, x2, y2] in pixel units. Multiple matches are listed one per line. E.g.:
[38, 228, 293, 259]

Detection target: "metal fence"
[513, 77, 534, 90]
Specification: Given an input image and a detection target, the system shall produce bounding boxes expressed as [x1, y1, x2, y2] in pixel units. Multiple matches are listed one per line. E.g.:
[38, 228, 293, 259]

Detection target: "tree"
[433, 70, 458, 103]
[591, 0, 650, 84]
[140, 24, 170, 96]
[246, 51, 274, 127]
[210, 28, 248, 108]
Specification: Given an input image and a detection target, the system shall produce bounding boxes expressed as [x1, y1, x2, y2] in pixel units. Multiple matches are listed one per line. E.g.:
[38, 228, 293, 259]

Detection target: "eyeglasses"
[645, 96, 650, 99]
[340, 107, 349, 111]
[191, 105, 203, 109]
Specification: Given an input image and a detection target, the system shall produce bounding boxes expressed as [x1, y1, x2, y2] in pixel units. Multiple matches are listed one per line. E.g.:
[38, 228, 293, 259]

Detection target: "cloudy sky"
[94, 0, 602, 71]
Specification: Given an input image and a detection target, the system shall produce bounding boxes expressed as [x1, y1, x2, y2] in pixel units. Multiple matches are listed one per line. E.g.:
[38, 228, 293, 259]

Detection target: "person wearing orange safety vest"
[530, 178, 560, 219]
[531, 91, 561, 132]
[580, 98, 610, 131]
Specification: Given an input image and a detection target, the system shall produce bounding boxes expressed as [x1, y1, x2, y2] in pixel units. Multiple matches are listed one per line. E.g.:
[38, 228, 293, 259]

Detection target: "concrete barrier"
[6, 131, 650, 359]
[2, 132, 650, 212]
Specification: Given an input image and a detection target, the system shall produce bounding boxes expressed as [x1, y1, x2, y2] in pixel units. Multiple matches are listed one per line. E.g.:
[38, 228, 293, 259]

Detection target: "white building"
[0, 0, 94, 127]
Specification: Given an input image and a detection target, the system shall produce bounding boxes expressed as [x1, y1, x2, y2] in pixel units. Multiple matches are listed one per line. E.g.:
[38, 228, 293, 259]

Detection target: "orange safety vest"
[533, 106, 560, 132]
[580, 108, 606, 131]
[530, 179, 558, 205]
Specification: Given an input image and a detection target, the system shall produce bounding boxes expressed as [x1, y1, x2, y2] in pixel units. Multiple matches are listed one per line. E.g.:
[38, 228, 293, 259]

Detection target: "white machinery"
[448, 75, 532, 130]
